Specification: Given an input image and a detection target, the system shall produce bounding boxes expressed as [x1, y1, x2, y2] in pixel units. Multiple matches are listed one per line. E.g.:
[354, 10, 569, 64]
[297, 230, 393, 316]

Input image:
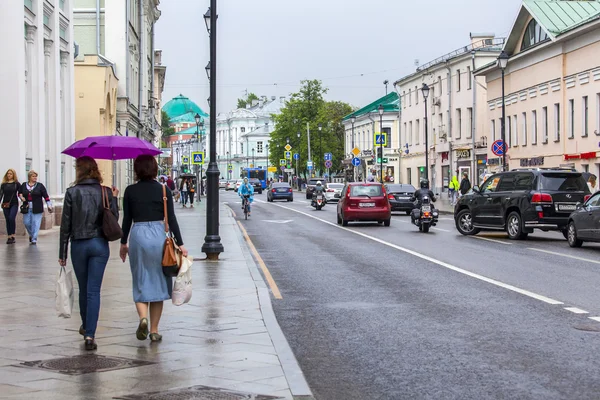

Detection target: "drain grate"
[20, 354, 154, 375]
[114, 385, 283, 400]
[574, 324, 600, 332]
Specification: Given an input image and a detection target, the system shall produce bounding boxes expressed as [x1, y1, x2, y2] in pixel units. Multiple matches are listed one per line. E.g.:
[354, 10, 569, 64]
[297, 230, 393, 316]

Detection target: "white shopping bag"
[56, 265, 74, 318]
[172, 256, 192, 306]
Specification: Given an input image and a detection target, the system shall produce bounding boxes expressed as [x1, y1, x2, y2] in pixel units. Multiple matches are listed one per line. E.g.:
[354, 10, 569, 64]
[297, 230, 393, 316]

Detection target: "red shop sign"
[564, 154, 580, 160]
[581, 152, 597, 160]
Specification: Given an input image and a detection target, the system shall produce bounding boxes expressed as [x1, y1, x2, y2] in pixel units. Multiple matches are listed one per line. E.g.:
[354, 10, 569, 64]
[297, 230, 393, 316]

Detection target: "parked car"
[454, 168, 591, 240]
[306, 177, 325, 199]
[566, 191, 600, 247]
[336, 183, 391, 226]
[325, 183, 344, 202]
[249, 178, 263, 194]
[267, 182, 294, 202]
[385, 183, 417, 215]
[219, 179, 227, 189]
[225, 180, 236, 191]
[233, 179, 244, 192]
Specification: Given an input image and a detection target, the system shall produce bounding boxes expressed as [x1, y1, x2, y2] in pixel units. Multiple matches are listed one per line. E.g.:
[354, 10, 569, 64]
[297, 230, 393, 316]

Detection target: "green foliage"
[237, 92, 259, 109]
[161, 111, 175, 137]
[269, 80, 352, 177]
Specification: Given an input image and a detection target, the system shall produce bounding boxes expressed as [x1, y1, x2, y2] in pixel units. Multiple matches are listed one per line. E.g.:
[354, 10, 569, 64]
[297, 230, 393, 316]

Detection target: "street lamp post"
[421, 83, 430, 180]
[497, 51, 509, 172]
[351, 115, 356, 182]
[202, 2, 224, 258]
[378, 105, 384, 182]
[318, 123, 322, 176]
[252, 148, 255, 168]
[296, 132, 300, 190]
[265, 144, 269, 180]
[194, 113, 202, 202]
[226, 151, 230, 180]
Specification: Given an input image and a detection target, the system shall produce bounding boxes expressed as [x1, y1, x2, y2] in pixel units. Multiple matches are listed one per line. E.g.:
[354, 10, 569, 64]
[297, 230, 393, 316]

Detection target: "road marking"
[262, 220, 293, 224]
[564, 307, 589, 314]
[269, 203, 564, 305]
[432, 227, 452, 232]
[527, 248, 600, 265]
[588, 317, 600, 322]
[471, 236, 513, 245]
[236, 220, 283, 300]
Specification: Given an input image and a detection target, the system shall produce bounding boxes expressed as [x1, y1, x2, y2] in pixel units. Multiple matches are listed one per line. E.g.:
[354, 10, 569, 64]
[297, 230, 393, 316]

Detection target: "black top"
[121, 180, 183, 245]
[0, 182, 20, 206]
[19, 182, 50, 214]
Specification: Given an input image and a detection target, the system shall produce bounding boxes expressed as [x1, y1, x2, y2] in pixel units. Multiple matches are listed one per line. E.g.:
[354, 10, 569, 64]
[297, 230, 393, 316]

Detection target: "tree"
[161, 110, 175, 139]
[237, 92, 259, 109]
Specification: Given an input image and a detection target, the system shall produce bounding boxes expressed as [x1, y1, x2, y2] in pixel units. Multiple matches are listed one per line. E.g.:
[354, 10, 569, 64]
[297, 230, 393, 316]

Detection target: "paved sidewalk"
[0, 199, 312, 399]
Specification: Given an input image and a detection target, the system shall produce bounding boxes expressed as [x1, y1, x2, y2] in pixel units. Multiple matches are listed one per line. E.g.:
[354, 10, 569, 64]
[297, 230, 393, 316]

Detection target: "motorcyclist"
[239, 177, 254, 216]
[411, 179, 437, 224]
[311, 181, 326, 205]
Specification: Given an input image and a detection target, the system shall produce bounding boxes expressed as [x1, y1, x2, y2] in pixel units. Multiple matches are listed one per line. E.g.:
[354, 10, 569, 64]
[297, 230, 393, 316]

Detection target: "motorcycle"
[312, 193, 326, 210]
[411, 195, 439, 233]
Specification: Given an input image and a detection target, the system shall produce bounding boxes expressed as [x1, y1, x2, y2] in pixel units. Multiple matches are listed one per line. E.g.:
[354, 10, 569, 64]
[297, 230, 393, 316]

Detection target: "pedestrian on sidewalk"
[587, 174, 598, 193]
[120, 155, 188, 343]
[19, 170, 52, 245]
[180, 178, 189, 208]
[1, 169, 20, 244]
[59, 156, 119, 351]
[459, 172, 471, 197]
[188, 179, 196, 207]
[449, 175, 459, 205]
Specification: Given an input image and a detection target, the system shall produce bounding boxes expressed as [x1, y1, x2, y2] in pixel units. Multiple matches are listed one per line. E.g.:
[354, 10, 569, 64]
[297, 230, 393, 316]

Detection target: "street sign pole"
[296, 158, 299, 191]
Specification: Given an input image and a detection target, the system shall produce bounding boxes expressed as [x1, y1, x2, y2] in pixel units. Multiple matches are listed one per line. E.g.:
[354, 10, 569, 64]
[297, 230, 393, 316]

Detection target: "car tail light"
[272, 189, 276, 193]
[423, 212, 431, 217]
[327, 189, 334, 192]
[346, 186, 351, 198]
[584, 194, 591, 202]
[531, 192, 553, 204]
[289, 188, 293, 192]
[538, 211, 544, 219]
[388, 194, 394, 200]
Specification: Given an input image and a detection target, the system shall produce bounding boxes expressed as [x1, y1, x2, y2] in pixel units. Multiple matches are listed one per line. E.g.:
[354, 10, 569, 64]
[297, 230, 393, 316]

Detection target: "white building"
[0, 0, 76, 196]
[215, 96, 285, 179]
[393, 34, 504, 191]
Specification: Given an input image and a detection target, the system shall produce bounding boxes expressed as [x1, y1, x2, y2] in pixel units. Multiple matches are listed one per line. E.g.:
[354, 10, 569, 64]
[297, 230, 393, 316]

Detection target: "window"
[43, 14, 50, 27]
[404, 123, 407, 145]
[403, 91, 406, 108]
[383, 127, 392, 148]
[597, 93, 600, 136]
[241, 142, 244, 154]
[481, 175, 501, 193]
[415, 119, 420, 145]
[409, 121, 413, 145]
[467, 107, 473, 139]
[438, 76, 443, 95]
[497, 173, 516, 192]
[491, 120, 496, 141]
[257, 141, 263, 153]
[513, 114, 518, 146]
[542, 106, 548, 143]
[554, 103, 560, 142]
[507, 116, 512, 147]
[582, 96, 589, 137]
[415, 86, 419, 104]
[568, 99, 575, 139]
[521, 19, 549, 51]
[467, 67, 472, 90]
[456, 69, 461, 92]
[24, 0, 33, 10]
[531, 110, 537, 145]
[521, 112, 527, 146]
[408, 89, 412, 106]
[456, 109, 462, 139]
[59, 0, 65, 10]
[430, 87, 435, 113]
[407, 168, 412, 185]
[514, 173, 534, 190]
[59, 28, 66, 40]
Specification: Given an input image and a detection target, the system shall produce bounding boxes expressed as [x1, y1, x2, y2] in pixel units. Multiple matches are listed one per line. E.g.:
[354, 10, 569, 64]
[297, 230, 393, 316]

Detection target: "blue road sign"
[191, 152, 204, 165]
[285, 151, 292, 159]
[182, 156, 189, 164]
[324, 152, 333, 161]
[293, 153, 300, 160]
[352, 157, 361, 167]
[374, 132, 388, 146]
[325, 160, 333, 169]
[491, 140, 506, 156]
[307, 160, 313, 170]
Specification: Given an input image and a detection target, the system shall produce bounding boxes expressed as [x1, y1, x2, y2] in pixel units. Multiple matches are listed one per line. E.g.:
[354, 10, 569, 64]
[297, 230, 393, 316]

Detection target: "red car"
[336, 183, 391, 226]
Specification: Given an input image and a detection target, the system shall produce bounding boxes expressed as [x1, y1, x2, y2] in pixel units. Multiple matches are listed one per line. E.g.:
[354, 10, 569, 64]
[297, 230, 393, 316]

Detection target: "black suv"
[305, 177, 325, 199]
[249, 178, 263, 194]
[454, 169, 591, 240]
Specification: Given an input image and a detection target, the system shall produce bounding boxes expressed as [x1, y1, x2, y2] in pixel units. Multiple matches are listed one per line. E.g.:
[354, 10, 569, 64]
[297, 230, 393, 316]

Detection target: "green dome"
[162, 94, 208, 119]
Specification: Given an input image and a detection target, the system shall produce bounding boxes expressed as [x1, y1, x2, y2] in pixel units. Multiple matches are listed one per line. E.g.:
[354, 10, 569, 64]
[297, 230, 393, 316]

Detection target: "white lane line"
[527, 248, 600, 265]
[269, 203, 564, 305]
[588, 317, 600, 322]
[564, 307, 589, 314]
[433, 227, 452, 232]
[471, 236, 513, 245]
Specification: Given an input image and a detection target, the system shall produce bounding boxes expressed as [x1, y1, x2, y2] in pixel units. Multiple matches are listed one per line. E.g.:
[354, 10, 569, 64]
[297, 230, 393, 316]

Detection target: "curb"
[228, 205, 315, 400]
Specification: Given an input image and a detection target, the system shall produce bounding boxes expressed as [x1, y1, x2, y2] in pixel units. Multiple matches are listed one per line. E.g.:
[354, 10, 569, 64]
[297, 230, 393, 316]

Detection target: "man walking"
[459, 172, 471, 197]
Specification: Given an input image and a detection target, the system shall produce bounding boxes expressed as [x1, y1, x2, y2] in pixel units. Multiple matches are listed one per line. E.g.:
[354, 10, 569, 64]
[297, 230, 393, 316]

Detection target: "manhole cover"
[114, 385, 283, 400]
[20, 354, 154, 375]
[574, 324, 600, 332]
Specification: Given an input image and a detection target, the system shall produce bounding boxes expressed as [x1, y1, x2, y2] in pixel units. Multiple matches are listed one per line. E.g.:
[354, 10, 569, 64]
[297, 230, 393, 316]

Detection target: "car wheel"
[342, 213, 348, 226]
[337, 213, 342, 225]
[455, 209, 480, 236]
[384, 219, 391, 227]
[406, 211, 411, 216]
[290, 198, 293, 202]
[378, 221, 383, 225]
[567, 221, 583, 248]
[422, 223, 430, 233]
[506, 211, 528, 240]
[561, 228, 569, 240]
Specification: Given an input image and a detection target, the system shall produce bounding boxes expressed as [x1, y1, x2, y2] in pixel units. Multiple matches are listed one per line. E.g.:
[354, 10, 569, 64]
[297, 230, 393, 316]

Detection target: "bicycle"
[241, 194, 251, 220]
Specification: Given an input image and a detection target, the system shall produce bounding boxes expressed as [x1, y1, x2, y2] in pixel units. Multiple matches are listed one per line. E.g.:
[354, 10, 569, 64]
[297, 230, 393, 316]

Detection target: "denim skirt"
[129, 221, 172, 302]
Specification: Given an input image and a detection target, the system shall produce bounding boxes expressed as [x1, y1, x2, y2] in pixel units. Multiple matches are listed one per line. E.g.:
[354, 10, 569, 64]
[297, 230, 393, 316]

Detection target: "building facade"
[393, 34, 504, 191]
[0, 0, 76, 197]
[477, 0, 600, 176]
[215, 96, 284, 180]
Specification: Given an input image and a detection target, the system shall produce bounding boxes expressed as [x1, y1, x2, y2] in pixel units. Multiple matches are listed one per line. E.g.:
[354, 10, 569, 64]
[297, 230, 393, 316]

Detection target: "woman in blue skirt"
[120, 155, 188, 342]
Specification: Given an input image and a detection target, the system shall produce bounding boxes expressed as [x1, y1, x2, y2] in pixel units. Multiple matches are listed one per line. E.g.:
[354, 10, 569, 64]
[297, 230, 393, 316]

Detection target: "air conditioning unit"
[432, 97, 441, 107]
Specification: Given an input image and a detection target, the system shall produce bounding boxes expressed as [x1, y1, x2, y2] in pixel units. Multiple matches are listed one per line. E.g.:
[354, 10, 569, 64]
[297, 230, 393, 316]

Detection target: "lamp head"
[497, 51, 509, 70]
[378, 104, 384, 116]
[421, 83, 430, 100]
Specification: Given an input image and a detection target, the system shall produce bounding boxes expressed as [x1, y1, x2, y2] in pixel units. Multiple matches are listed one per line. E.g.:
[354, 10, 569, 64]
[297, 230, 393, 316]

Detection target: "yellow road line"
[236, 220, 283, 300]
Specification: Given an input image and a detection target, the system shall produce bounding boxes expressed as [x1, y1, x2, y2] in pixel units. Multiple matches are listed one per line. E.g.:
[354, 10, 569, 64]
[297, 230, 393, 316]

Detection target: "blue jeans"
[23, 209, 43, 242]
[181, 191, 188, 205]
[71, 237, 110, 338]
[3, 205, 17, 235]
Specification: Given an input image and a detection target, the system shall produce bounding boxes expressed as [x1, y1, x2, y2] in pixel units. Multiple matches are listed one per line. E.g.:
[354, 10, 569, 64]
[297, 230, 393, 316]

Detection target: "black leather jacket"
[411, 189, 436, 208]
[59, 179, 119, 259]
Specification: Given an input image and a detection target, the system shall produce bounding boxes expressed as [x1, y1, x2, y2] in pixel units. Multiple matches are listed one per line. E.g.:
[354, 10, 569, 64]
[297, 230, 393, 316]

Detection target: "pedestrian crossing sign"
[285, 151, 292, 159]
[182, 156, 189, 164]
[191, 152, 205, 165]
[280, 159, 286, 166]
[374, 132, 387, 147]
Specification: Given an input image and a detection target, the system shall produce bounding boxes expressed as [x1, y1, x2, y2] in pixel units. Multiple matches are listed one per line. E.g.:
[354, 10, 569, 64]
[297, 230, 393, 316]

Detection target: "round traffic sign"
[325, 160, 333, 168]
[491, 139, 507, 156]
[280, 166, 285, 171]
[351, 157, 361, 167]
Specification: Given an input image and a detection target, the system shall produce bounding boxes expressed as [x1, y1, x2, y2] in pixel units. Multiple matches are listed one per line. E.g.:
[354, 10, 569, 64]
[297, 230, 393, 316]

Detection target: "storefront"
[476, 154, 488, 184]
[456, 148, 472, 181]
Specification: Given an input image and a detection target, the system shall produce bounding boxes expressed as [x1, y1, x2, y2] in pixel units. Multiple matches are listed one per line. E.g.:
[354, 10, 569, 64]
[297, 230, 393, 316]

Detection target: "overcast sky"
[155, 0, 522, 114]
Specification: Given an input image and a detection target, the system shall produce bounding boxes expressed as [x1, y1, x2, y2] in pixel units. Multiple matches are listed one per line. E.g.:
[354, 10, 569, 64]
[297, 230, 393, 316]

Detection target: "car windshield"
[272, 183, 290, 188]
[351, 185, 383, 197]
[386, 184, 415, 193]
[308, 179, 322, 185]
[327, 184, 344, 189]
[540, 173, 587, 191]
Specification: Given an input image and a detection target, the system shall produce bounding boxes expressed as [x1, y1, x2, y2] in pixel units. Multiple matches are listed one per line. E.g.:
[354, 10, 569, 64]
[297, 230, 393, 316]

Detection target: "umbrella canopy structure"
[62, 136, 162, 160]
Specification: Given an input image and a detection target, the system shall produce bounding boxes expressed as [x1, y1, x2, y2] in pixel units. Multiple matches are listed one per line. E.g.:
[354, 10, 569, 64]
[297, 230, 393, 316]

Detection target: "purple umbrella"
[62, 136, 162, 160]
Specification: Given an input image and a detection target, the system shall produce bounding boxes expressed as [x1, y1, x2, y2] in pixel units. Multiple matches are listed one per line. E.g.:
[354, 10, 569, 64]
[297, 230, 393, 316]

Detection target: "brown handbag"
[101, 186, 123, 241]
[161, 185, 180, 277]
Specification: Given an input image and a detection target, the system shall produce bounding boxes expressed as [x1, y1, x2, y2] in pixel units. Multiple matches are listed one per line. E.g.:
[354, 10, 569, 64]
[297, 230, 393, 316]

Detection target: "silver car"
[219, 179, 227, 189]
[325, 183, 344, 202]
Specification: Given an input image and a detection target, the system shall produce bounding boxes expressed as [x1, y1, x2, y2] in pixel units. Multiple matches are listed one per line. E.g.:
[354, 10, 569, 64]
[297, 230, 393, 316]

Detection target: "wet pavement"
[0, 199, 312, 400]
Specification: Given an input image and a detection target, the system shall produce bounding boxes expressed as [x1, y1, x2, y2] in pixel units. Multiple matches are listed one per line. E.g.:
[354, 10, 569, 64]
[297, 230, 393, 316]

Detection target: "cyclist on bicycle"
[239, 177, 255, 216]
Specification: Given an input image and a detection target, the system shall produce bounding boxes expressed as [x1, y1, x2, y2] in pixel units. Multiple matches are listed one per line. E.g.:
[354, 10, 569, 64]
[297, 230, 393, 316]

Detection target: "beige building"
[477, 0, 600, 176]
[74, 54, 118, 183]
[393, 34, 504, 191]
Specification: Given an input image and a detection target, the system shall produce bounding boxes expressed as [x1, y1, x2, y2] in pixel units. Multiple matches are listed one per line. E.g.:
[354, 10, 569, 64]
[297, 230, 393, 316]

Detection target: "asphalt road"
[223, 189, 600, 400]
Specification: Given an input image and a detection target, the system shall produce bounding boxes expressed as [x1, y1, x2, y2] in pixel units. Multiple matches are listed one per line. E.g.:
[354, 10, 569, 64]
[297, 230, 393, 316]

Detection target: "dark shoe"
[136, 318, 149, 340]
[149, 333, 162, 342]
[29, 236, 32, 243]
[30, 241, 37, 245]
[79, 325, 85, 336]
[84, 338, 97, 351]
[9, 237, 15, 244]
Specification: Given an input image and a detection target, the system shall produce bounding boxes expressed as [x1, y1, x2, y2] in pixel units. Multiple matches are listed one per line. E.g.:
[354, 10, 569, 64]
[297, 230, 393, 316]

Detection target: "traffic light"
[419, 166, 425, 173]
[376, 147, 383, 158]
